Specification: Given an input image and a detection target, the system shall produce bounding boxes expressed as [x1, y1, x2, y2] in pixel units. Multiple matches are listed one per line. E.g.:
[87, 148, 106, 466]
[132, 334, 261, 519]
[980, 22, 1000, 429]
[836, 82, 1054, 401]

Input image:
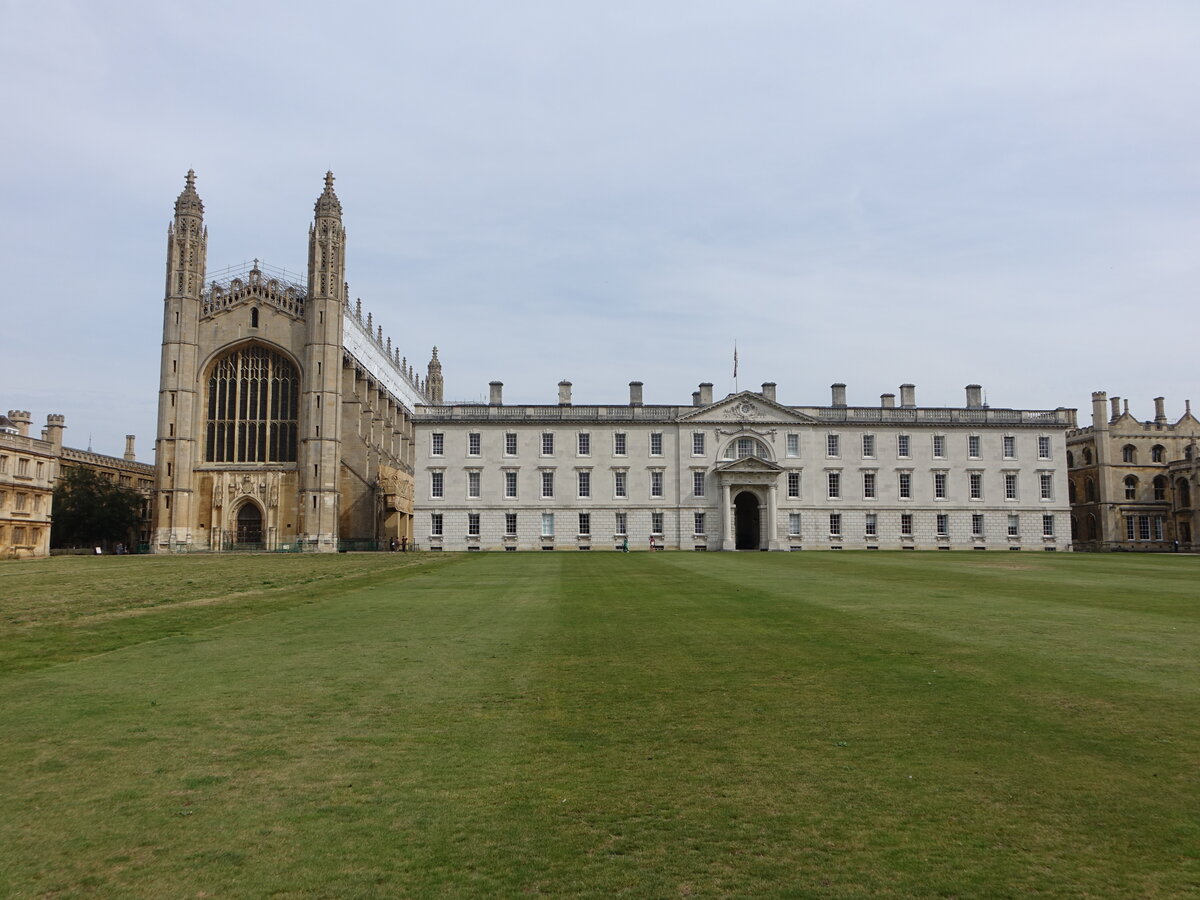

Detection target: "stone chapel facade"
[153, 172, 439, 552]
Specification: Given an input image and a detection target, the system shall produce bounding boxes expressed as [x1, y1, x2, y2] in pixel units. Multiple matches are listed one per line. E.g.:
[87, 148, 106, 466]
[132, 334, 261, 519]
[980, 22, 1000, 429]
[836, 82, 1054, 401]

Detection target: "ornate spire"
[174, 168, 203, 218]
[314, 169, 342, 219]
[427, 346, 444, 404]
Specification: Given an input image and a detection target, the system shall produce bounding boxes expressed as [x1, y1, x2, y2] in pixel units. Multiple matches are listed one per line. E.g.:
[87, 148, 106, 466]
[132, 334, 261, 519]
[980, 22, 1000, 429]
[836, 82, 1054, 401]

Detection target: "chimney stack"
[899, 384, 916, 408]
[629, 381, 643, 407]
[881, 393, 896, 409]
[761, 382, 777, 402]
[1154, 396, 1167, 424]
[124, 435, 136, 461]
[8, 410, 31, 437]
[45, 414, 65, 453]
[698, 382, 713, 406]
[692, 391, 701, 407]
[1110, 396, 1121, 421]
[831, 383, 847, 407]
[558, 380, 572, 406]
[489, 381, 503, 406]
[965, 384, 983, 408]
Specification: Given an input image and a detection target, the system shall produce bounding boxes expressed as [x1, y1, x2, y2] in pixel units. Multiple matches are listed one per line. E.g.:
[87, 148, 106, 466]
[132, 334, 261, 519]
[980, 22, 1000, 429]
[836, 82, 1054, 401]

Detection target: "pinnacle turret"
[173, 169, 204, 218]
[314, 170, 342, 219]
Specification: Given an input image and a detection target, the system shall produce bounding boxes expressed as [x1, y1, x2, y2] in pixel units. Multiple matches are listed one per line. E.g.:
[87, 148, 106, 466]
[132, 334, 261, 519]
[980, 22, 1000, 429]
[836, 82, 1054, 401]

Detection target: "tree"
[51, 466, 144, 550]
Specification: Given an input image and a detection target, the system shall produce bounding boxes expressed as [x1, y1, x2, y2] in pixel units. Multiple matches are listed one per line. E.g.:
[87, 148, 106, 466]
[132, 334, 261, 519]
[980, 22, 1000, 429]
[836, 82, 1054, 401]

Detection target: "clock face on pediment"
[680, 392, 815, 424]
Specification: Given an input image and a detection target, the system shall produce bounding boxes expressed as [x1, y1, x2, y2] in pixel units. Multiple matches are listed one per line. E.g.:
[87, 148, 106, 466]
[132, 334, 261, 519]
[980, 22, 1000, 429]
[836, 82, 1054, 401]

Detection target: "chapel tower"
[299, 172, 346, 548]
[153, 170, 207, 549]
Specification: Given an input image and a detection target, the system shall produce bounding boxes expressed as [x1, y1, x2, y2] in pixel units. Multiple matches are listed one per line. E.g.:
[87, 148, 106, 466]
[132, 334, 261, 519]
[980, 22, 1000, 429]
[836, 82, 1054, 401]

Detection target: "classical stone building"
[1066, 391, 1200, 550]
[414, 380, 1075, 551]
[153, 172, 435, 552]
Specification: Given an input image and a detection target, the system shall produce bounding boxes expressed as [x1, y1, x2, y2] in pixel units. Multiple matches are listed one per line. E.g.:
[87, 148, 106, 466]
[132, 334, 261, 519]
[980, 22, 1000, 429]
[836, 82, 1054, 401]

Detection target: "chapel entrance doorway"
[734, 491, 761, 550]
[235, 503, 263, 545]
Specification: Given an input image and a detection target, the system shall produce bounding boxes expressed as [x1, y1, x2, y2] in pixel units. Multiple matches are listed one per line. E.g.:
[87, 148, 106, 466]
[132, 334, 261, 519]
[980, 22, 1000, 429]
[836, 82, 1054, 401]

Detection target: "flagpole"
[733, 340, 739, 393]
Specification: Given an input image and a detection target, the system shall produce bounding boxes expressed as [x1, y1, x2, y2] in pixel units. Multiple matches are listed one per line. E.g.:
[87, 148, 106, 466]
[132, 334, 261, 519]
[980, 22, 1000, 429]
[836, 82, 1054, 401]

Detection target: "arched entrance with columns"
[714, 456, 783, 551]
[235, 501, 264, 546]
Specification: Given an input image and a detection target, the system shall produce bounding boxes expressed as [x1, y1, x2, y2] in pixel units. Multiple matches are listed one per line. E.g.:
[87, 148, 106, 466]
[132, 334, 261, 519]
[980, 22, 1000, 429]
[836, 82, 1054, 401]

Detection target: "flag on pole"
[733, 342, 738, 379]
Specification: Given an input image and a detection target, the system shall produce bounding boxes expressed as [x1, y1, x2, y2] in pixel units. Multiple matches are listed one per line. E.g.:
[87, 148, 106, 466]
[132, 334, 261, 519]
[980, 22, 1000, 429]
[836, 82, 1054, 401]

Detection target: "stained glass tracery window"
[206, 345, 298, 463]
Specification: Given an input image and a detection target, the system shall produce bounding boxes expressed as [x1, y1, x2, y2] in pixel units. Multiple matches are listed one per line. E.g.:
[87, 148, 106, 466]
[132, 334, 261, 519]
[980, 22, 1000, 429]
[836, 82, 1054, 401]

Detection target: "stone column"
[767, 482, 779, 550]
[722, 482, 734, 550]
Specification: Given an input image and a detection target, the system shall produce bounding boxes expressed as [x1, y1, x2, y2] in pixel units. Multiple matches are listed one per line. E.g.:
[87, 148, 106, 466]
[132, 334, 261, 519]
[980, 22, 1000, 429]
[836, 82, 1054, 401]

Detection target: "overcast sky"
[3, 1, 1198, 458]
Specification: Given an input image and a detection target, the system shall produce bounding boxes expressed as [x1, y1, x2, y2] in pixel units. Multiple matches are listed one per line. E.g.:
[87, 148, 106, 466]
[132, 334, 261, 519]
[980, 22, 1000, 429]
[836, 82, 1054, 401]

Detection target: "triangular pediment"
[679, 391, 817, 424]
[714, 455, 783, 474]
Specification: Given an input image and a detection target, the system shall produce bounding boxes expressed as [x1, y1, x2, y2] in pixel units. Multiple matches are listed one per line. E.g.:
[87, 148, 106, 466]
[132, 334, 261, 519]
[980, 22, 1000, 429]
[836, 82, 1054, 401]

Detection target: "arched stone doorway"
[734, 491, 760, 550]
[236, 502, 263, 545]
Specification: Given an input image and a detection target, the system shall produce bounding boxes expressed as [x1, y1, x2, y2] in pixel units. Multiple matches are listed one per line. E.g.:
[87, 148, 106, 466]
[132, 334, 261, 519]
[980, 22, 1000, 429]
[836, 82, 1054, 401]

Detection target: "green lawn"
[0, 552, 1196, 898]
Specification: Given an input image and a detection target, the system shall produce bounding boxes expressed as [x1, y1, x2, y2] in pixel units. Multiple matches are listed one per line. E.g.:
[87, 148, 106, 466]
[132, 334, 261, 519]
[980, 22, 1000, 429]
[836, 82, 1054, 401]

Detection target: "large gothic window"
[206, 345, 298, 463]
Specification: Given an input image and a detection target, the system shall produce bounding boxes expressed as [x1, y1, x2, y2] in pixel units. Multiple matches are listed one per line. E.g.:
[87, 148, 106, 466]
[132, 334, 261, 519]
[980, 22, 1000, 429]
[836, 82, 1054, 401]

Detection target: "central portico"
[713, 455, 783, 550]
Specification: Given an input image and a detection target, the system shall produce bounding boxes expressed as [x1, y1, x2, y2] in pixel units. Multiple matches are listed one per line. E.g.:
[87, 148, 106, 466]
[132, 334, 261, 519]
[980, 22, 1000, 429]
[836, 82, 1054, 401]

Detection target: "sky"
[3, 1, 1199, 459]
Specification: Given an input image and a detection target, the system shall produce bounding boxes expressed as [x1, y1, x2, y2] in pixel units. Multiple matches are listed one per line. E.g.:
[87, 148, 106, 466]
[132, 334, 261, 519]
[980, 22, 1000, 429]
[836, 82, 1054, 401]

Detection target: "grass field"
[0, 551, 1196, 898]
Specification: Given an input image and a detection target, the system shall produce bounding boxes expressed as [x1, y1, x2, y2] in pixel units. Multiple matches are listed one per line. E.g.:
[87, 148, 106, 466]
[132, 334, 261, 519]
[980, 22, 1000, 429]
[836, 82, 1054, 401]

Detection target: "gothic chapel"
[153, 172, 439, 551]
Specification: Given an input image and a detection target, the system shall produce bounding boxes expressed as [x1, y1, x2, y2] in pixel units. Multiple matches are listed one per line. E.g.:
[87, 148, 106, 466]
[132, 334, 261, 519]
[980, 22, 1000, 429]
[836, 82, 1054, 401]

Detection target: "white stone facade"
[414, 382, 1075, 552]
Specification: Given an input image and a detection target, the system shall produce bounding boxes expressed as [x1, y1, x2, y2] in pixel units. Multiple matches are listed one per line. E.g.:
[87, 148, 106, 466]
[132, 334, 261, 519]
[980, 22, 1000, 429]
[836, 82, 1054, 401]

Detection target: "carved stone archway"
[714, 456, 783, 551]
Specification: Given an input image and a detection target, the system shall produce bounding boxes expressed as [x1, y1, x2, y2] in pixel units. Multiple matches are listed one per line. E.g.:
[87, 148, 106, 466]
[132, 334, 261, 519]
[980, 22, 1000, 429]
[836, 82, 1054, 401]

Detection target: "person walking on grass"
[622, 536, 629, 553]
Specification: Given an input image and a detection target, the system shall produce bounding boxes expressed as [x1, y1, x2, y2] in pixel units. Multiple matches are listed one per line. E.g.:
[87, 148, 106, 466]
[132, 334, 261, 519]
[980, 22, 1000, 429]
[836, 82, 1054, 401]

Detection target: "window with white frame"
[1038, 436, 1051, 460]
[650, 432, 663, 456]
[578, 470, 591, 498]
[972, 513, 984, 537]
[1042, 514, 1055, 538]
[693, 471, 705, 497]
[541, 433, 555, 455]
[541, 513, 555, 537]
[968, 435, 981, 459]
[650, 471, 664, 498]
[862, 434, 875, 458]
[431, 432, 444, 456]
[430, 513, 443, 536]
[829, 513, 842, 536]
[1004, 472, 1018, 500]
[431, 471, 444, 498]
[826, 434, 840, 457]
[1003, 435, 1016, 459]
[467, 471, 481, 498]
[786, 433, 800, 457]
[932, 435, 945, 458]
[827, 471, 841, 499]
[863, 471, 876, 499]
[898, 472, 911, 499]
[614, 432, 627, 456]
[901, 513, 914, 536]
[505, 512, 517, 535]
[1125, 516, 1136, 541]
[467, 513, 480, 536]
[615, 512, 627, 535]
[467, 432, 481, 456]
[577, 432, 590, 456]
[1039, 472, 1053, 500]
[694, 512, 706, 535]
[614, 470, 627, 498]
[651, 512, 664, 535]
[504, 470, 518, 498]
[541, 470, 554, 498]
[1154, 516, 1164, 541]
[505, 432, 518, 456]
[897, 434, 910, 458]
[692, 433, 705, 455]
[936, 513, 949, 537]
[788, 512, 801, 535]
[969, 472, 983, 500]
[1008, 514, 1020, 537]
[934, 472, 947, 499]
[578, 513, 591, 536]
[865, 513, 877, 537]
[787, 471, 800, 498]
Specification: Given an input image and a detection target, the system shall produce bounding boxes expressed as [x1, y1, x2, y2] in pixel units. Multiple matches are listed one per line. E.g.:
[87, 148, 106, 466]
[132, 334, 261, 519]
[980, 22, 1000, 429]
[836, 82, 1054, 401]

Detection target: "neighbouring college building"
[151, 173, 1078, 552]
[414, 380, 1076, 551]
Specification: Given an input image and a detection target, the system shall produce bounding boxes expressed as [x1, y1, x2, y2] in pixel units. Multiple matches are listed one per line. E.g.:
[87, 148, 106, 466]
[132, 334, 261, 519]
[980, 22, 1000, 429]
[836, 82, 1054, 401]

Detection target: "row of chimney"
[5, 410, 139, 460]
[479, 383, 988, 409]
[1094, 392, 1187, 425]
